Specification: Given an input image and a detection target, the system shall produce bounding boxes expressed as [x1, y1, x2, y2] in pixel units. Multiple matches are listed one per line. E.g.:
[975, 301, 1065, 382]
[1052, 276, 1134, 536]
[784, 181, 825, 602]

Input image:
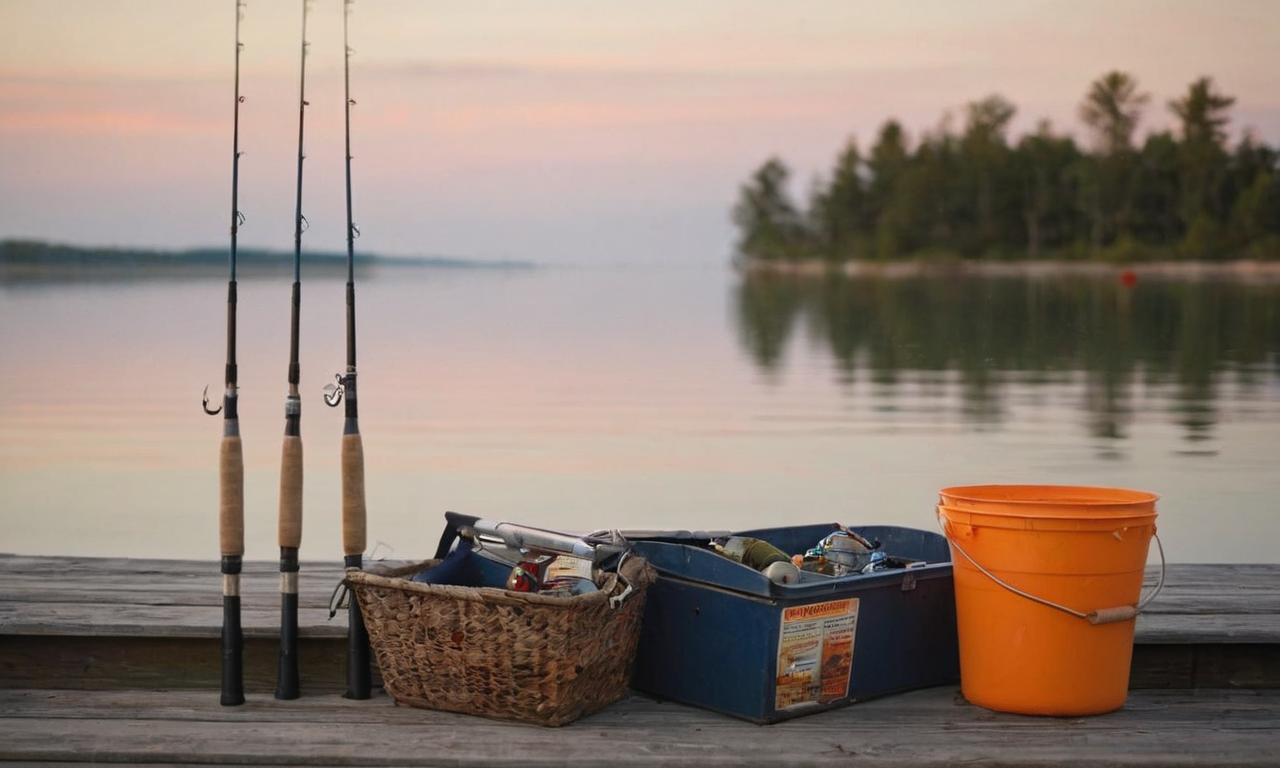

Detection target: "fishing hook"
[322, 373, 345, 407]
[202, 384, 223, 415]
[299, 214, 309, 232]
[350, 222, 360, 239]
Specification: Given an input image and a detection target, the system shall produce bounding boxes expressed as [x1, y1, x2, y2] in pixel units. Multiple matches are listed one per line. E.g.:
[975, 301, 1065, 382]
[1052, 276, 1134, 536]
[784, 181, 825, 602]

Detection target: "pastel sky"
[2, 0, 1278, 264]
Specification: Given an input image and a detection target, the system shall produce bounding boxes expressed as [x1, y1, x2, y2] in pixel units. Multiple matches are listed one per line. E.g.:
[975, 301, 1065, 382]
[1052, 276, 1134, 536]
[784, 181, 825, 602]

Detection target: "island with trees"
[732, 73, 1280, 268]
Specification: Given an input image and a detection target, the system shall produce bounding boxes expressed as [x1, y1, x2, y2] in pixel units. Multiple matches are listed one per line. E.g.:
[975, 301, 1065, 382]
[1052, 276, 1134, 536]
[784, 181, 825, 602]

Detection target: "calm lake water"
[1, 264, 1277, 562]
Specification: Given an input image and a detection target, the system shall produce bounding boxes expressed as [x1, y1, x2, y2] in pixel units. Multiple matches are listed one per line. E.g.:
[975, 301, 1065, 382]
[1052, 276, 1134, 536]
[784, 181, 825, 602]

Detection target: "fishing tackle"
[540, 556, 601, 596]
[324, 0, 372, 700]
[441, 516, 637, 608]
[806, 530, 875, 576]
[202, 0, 248, 707]
[711, 536, 801, 584]
[275, 0, 310, 701]
[505, 565, 539, 593]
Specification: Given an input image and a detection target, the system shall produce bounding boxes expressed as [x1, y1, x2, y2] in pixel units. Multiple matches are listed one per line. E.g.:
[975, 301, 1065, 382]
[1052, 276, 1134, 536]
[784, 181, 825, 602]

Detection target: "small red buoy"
[1120, 269, 1138, 287]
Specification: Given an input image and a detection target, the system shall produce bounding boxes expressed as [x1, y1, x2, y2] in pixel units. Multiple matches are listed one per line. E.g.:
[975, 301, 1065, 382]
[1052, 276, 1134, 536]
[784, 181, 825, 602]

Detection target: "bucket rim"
[938, 504, 1157, 527]
[939, 484, 1159, 508]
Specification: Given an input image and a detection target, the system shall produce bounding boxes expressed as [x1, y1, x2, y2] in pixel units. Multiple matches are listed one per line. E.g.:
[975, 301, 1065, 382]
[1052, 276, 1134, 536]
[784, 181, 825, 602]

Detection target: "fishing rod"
[275, 0, 310, 701]
[202, 0, 247, 708]
[323, 0, 371, 700]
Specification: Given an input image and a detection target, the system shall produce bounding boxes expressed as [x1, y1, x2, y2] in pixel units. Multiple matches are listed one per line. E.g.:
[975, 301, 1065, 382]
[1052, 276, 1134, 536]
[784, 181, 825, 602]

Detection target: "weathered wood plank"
[3, 633, 1266, 692]
[0, 556, 1265, 590]
[0, 556, 411, 639]
[0, 603, 345, 638]
[0, 555, 355, 576]
[0, 688, 1275, 767]
[1128, 644, 1280, 689]
[3, 556, 1276, 645]
[4, 686, 1275, 723]
[0, 573, 350, 602]
[1136, 614, 1280, 644]
[0, 636, 366, 694]
[1, 556, 1277, 692]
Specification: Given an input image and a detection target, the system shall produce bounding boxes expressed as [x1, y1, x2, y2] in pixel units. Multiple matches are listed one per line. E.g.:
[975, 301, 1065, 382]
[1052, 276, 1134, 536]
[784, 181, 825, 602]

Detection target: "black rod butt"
[275, 591, 301, 699]
[276, 549, 300, 700]
[344, 553, 372, 699]
[220, 594, 244, 706]
[345, 598, 372, 699]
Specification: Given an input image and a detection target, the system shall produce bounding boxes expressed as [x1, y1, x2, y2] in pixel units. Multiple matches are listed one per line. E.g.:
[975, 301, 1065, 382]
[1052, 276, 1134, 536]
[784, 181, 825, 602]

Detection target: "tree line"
[733, 73, 1280, 263]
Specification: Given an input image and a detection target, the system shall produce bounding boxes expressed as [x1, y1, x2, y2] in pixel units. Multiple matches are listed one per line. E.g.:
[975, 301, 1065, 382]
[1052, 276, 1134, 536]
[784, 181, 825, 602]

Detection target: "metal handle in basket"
[608, 550, 636, 609]
[448, 516, 639, 609]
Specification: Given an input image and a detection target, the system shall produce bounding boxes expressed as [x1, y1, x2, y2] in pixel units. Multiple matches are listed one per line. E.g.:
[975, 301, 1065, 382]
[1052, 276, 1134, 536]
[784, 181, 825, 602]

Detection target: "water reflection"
[734, 273, 1280, 442]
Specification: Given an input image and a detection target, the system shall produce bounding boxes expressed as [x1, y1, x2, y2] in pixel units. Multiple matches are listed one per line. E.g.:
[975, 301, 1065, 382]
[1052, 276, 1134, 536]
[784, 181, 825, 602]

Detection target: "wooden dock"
[1, 555, 1277, 766]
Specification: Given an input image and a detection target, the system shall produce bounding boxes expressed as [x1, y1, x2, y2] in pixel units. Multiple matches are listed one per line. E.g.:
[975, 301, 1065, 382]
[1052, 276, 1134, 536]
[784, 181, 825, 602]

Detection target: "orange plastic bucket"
[937, 485, 1162, 716]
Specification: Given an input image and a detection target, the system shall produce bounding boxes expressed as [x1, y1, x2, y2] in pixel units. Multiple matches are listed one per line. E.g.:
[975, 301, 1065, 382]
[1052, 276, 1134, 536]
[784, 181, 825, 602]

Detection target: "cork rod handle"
[219, 435, 245, 557]
[341, 433, 366, 556]
[278, 435, 303, 548]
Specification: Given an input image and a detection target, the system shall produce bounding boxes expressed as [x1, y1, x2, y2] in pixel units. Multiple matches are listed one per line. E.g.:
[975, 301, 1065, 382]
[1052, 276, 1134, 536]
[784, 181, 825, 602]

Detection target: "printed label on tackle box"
[774, 597, 859, 711]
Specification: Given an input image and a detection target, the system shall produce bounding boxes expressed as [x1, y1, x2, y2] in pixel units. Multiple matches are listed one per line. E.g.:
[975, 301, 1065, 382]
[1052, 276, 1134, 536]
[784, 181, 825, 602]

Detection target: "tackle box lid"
[630, 522, 953, 600]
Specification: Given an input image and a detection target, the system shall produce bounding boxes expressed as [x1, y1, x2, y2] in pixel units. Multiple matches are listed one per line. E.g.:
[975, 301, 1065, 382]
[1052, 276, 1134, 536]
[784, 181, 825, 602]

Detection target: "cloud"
[361, 57, 965, 83]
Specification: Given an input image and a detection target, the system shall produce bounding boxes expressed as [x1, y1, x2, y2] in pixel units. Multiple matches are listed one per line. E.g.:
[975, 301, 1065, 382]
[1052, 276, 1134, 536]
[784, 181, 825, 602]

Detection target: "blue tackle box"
[628, 523, 958, 723]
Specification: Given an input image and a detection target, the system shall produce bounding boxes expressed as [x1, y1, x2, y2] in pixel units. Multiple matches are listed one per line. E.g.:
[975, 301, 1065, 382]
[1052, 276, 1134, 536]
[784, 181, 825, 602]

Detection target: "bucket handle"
[937, 507, 1165, 625]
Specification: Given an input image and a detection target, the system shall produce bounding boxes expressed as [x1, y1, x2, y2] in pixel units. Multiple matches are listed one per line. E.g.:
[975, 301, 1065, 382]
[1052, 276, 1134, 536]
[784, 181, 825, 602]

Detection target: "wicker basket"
[346, 553, 655, 726]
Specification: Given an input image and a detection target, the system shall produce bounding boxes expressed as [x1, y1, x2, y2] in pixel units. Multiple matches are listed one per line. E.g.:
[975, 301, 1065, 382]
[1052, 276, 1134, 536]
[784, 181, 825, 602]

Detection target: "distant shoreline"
[739, 258, 1280, 282]
[0, 239, 535, 280]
